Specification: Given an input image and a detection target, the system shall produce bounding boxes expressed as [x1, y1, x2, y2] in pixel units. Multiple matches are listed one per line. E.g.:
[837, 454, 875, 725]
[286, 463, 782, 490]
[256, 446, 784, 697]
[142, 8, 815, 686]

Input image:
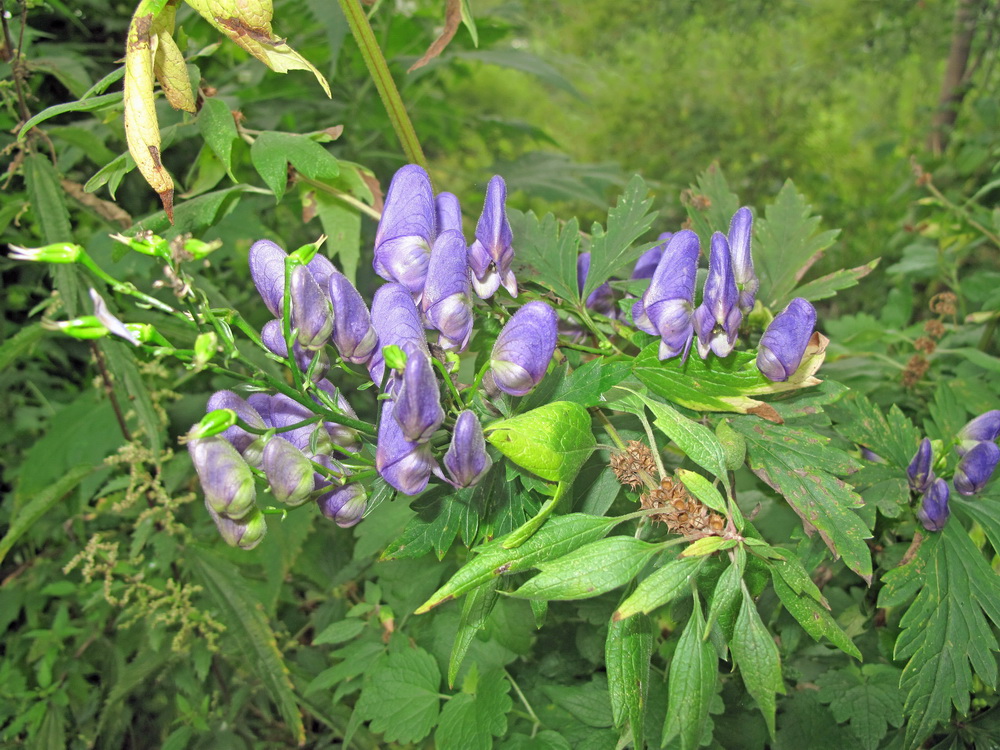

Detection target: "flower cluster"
[907, 410, 1000, 531]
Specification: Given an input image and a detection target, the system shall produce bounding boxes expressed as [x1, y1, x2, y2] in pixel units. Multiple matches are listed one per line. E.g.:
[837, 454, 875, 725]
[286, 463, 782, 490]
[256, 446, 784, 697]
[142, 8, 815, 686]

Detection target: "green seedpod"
[716, 419, 746, 471]
[190, 408, 238, 439]
[382, 344, 407, 371]
[193, 331, 219, 369]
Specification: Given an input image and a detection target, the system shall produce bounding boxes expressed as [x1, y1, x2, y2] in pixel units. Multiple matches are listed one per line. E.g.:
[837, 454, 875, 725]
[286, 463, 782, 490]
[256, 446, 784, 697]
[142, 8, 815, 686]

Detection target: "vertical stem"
[339, 0, 428, 171]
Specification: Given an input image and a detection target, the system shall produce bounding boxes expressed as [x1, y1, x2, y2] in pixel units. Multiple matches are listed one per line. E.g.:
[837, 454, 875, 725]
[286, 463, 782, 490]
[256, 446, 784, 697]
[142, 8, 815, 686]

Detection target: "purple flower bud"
[468, 175, 517, 299]
[917, 478, 950, 532]
[318, 482, 368, 528]
[305, 253, 338, 294]
[693, 232, 742, 358]
[393, 345, 445, 443]
[291, 265, 333, 350]
[328, 272, 378, 364]
[314, 379, 363, 454]
[443, 410, 492, 488]
[956, 410, 1000, 455]
[860, 447, 884, 463]
[376, 399, 435, 495]
[206, 501, 267, 550]
[631, 233, 671, 281]
[954, 441, 1000, 496]
[206, 390, 266, 461]
[728, 207, 758, 314]
[577, 252, 617, 318]
[756, 298, 817, 382]
[249, 239, 289, 317]
[261, 319, 330, 381]
[368, 283, 430, 389]
[261, 393, 333, 457]
[373, 165, 435, 295]
[422, 230, 474, 351]
[188, 436, 257, 520]
[631, 230, 700, 361]
[490, 301, 557, 396]
[262, 436, 315, 506]
[436, 192, 464, 236]
[907, 438, 935, 493]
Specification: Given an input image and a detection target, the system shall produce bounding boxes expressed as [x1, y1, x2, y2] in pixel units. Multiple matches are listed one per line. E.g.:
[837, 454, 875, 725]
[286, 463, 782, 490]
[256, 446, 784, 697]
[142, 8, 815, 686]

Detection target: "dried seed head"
[923, 319, 946, 339]
[902, 355, 929, 389]
[914, 336, 936, 355]
[611, 440, 658, 489]
[929, 292, 957, 316]
[639, 477, 725, 538]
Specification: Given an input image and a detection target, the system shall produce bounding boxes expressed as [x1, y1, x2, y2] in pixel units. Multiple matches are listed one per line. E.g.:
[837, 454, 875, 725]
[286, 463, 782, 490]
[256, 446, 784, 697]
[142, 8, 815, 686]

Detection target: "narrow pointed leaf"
[606, 609, 653, 748]
[614, 556, 702, 622]
[730, 583, 784, 737]
[664, 595, 717, 750]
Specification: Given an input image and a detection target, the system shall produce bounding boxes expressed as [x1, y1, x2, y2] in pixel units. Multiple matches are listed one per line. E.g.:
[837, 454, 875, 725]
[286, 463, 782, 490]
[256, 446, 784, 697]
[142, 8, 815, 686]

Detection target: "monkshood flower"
[956, 410, 1000, 456]
[577, 252, 617, 319]
[917, 478, 951, 532]
[328, 272, 378, 365]
[89, 288, 140, 346]
[443, 410, 492, 488]
[469, 175, 517, 299]
[693, 232, 742, 358]
[314, 379, 363, 454]
[631, 233, 672, 281]
[373, 164, 436, 295]
[318, 482, 368, 528]
[631, 230, 700, 361]
[206, 390, 267, 465]
[756, 298, 817, 382]
[954, 441, 1000, 496]
[206, 501, 267, 550]
[262, 436, 315, 507]
[422, 230, 474, 351]
[393, 344, 445, 443]
[490, 301, 557, 396]
[376, 399, 435, 495]
[249, 239, 336, 317]
[728, 207, 758, 314]
[290, 265, 332, 350]
[368, 282, 431, 389]
[436, 192, 464, 236]
[907, 438, 935, 493]
[261, 319, 330, 381]
[188, 436, 256, 520]
[249, 393, 334, 458]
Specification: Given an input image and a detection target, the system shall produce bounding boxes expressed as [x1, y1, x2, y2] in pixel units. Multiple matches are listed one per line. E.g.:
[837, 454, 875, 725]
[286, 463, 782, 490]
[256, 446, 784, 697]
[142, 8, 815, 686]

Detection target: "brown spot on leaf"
[748, 403, 783, 423]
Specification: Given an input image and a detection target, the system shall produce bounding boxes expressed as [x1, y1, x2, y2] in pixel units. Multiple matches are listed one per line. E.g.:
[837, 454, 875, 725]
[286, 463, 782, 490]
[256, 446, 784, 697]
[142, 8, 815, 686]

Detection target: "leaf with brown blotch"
[408, 0, 463, 72]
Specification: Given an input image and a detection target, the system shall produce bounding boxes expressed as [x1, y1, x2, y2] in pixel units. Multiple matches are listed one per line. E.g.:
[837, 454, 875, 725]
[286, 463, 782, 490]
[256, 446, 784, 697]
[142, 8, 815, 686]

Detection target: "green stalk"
[339, 0, 428, 171]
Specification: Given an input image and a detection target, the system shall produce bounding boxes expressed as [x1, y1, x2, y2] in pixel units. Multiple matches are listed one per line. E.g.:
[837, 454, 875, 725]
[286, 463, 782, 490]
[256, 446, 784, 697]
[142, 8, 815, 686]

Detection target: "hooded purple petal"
[490, 301, 557, 396]
[368, 283, 430, 389]
[318, 482, 368, 528]
[436, 192, 464, 237]
[262, 436, 315, 506]
[249, 239, 288, 317]
[577, 252, 617, 318]
[917, 478, 950, 532]
[206, 390, 266, 461]
[188, 436, 257, 520]
[422, 230, 474, 351]
[392, 345, 445, 443]
[314, 379, 363, 454]
[756, 298, 817, 382]
[206, 501, 267, 550]
[631, 233, 672, 281]
[328, 272, 378, 365]
[375, 399, 435, 495]
[954, 441, 1000, 496]
[373, 165, 435, 294]
[469, 175, 516, 299]
[443, 410, 492, 488]
[291, 265, 333, 350]
[957, 410, 1000, 455]
[261, 319, 330, 381]
[263, 393, 333, 457]
[632, 230, 699, 360]
[728, 207, 758, 314]
[693, 232, 742, 358]
[305, 253, 338, 293]
[907, 438, 935, 493]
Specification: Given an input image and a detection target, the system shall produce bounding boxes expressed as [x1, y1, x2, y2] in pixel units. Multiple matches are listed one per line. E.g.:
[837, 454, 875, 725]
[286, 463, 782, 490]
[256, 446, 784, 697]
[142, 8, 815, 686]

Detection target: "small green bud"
[444, 350, 461, 374]
[9, 242, 83, 264]
[289, 238, 323, 265]
[182, 237, 223, 259]
[48, 316, 109, 340]
[382, 344, 407, 371]
[109, 232, 170, 259]
[193, 332, 219, 369]
[190, 409, 239, 439]
[715, 419, 746, 471]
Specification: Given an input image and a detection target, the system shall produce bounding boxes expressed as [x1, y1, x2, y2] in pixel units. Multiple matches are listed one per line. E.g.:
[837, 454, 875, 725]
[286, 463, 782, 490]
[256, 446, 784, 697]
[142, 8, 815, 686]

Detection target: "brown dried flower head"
[640, 477, 725, 538]
[611, 440, 658, 489]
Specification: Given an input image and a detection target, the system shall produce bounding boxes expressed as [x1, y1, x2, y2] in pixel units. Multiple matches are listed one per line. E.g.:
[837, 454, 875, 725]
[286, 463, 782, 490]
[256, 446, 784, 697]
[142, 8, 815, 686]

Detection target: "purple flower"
[328, 272, 378, 365]
[368, 283, 430, 389]
[318, 482, 367, 528]
[907, 438, 935, 493]
[443, 410, 492, 488]
[756, 298, 817, 382]
[206, 501, 267, 550]
[577, 252, 617, 318]
[262, 436, 315, 507]
[291, 265, 333, 350]
[392, 345, 445, 443]
[188, 436, 257, 520]
[422, 230, 474, 351]
[261, 319, 330, 381]
[206, 390, 266, 463]
[468, 175, 516, 299]
[249, 239, 288, 317]
[436, 192, 464, 236]
[376, 399, 435, 495]
[954, 441, 1000, 496]
[693, 232, 742, 358]
[490, 301, 557, 396]
[89, 288, 140, 346]
[314, 379, 363, 454]
[631, 230, 700, 361]
[256, 393, 333, 457]
[373, 165, 436, 295]
[917, 478, 950, 532]
[728, 207, 758, 314]
[631, 233, 671, 281]
[956, 410, 1000, 455]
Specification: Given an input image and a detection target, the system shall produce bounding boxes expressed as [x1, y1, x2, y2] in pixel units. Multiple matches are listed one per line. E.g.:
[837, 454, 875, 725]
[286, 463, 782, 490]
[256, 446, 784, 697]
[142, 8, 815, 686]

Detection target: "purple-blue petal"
[373, 165, 436, 293]
[392, 345, 445, 443]
[248, 239, 288, 317]
[728, 207, 758, 313]
[490, 301, 557, 396]
[328, 272, 378, 364]
[375, 399, 435, 495]
[907, 438, 935, 493]
[693, 232, 741, 358]
[368, 283, 431, 388]
[917, 478, 950, 532]
[188, 436, 256, 520]
[422, 230, 473, 351]
[954, 441, 1000, 496]
[756, 298, 817, 381]
[444, 410, 492, 488]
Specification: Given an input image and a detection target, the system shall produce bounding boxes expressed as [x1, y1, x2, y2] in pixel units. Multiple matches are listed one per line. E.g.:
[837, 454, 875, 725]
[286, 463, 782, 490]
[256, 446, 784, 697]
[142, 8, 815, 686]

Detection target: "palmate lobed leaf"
[508, 209, 581, 305]
[815, 665, 905, 750]
[354, 644, 442, 745]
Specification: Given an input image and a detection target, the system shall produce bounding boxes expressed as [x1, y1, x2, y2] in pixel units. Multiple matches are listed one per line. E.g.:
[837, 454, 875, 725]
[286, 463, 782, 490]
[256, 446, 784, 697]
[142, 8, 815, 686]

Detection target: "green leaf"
[24, 153, 72, 246]
[753, 179, 841, 308]
[100, 339, 163, 454]
[197, 97, 238, 177]
[827, 394, 923, 468]
[435, 668, 513, 750]
[683, 164, 741, 246]
[510, 537, 659, 601]
[508, 210, 581, 304]
[187, 546, 305, 745]
[451, 49, 582, 97]
[0, 464, 95, 566]
[731, 417, 873, 582]
[544, 356, 632, 408]
[251, 131, 339, 202]
[614, 556, 702, 621]
[17, 91, 123, 139]
[0, 323, 46, 371]
[85, 151, 135, 199]
[313, 618, 366, 646]
[663, 594, 717, 750]
[704, 548, 744, 643]
[459, 0, 478, 45]
[677, 470, 728, 515]
[730, 583, 784, 737]
[771, 569, 861, 660]
[416, 514, 617, 613]
[448, 580, 500, 687]
[606, 609, 653, 748]
[816, 665, 905, 750]
[892, 524, 1000, 749]
[355, 645, 441, 745]
[792, 259, 879, 303]
[681, 536, 737, 558]
[127, 185, 250, 236]
[542, 676, 614, 728]
[310, 188, 361, 284]
[381, 487, 469, 561]
[485, 401, 595, 483]
[582, 174, 659, 300]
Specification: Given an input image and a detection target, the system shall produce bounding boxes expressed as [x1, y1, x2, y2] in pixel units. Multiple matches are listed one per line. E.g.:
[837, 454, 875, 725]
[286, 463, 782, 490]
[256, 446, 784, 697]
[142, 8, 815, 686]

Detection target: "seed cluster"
[639, 477, 725, 538]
